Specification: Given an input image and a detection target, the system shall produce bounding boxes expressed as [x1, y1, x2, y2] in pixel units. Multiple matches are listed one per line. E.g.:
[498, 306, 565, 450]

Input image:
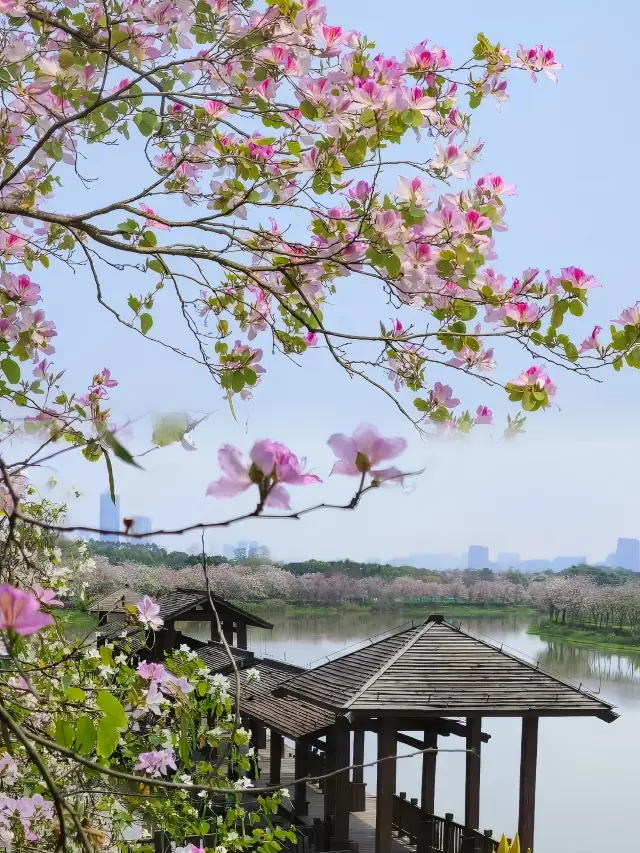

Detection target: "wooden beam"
[352, 727, 365, 784]
[464, 717, 482, 830]
[375, 718, 397, 853]
[421, 730, 437, 814]
[269, 730, 282, 786]
[332, 720, 351, 849]
[518, 717, 539, 853]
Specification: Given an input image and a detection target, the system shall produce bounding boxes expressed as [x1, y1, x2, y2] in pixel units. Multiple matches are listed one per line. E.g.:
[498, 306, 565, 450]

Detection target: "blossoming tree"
[0, 0, 637, 849]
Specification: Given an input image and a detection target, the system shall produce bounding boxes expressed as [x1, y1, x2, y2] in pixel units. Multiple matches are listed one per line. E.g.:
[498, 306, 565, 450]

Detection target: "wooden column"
[421, 730, 438, 814]
[236, 622, 248, 649]
[352, 727, 365, 783]
[332, 720, 351, 849]
[270, 730, 282, 785]
[351, 727, 367, 811]
[464, 717, 482, 830]
[518, 717, 539, 853]
[324, 730, 337, 828]
[294, 741, 309, 815]
[375, 718, 397, 853]
[210, 620, 219, 642]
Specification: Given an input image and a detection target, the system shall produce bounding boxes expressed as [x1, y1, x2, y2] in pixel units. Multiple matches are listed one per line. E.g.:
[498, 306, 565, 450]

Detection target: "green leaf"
[39, 253, 50, 268]
[133, 108, 158, 137]
[1, 358, 20, 384]
[568, 300, 584, 317]
[64, 687, 86, 702]
[102, 431, 141, 469]
[386, 254, 401, 277]
[97, 717, 120, 758]
[75, 715, 96, 755]
[151, 412, 189, 447]
[231, 371, 245, 393]
[140, 313, 153, 335]
[128, 295, 141, 313]
[298, 100, 317, 120]
[97, 691, 127, 730]
[104, 449, 116, 504]
[413, 398, 430, 413]
[147, 259, 166, 275]
[141, 230, 157, 248]
[117, 219, 138, 234]
[55, 718, 75, 749]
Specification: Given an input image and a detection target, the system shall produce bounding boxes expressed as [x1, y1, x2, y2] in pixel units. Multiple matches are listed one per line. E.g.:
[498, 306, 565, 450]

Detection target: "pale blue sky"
[25, 0, 640, 562]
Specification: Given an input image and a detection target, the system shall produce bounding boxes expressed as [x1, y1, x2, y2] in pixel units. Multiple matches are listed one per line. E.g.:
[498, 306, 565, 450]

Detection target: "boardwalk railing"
[392, 795, 499, 853]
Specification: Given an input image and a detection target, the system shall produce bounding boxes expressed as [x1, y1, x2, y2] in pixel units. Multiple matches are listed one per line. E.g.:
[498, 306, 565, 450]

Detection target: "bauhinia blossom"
[328, 424, 407, 484]
[134, 748, 177, 777]
[206, 440, 321, 509]
[0, 586, 54, 636]
[136, 596, 164, 631]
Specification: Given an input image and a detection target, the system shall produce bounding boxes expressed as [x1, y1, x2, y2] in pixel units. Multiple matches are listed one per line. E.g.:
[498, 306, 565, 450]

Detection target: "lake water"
[180, 611, 640, 853]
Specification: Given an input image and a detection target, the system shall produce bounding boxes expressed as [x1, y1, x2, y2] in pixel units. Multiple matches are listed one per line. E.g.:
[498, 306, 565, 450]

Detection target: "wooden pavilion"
[153, 588, 273, 653]
[88, 585, 141, 625]
[264, 615, 618, 853]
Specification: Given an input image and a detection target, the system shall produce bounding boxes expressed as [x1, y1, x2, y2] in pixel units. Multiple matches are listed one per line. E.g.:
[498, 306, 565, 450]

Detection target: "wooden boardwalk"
[258, 744, 411, 853]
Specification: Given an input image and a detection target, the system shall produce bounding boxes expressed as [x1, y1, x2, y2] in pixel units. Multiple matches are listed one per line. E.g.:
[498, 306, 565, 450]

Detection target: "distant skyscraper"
[99, 493, 120, 542]
[468, 545, 489, 569]
[615, 538, 640, 571]
[131, 515, 152, 535]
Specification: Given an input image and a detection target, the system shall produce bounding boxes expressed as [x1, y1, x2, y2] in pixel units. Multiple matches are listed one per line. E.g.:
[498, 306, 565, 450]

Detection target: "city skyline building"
[99, 493, 120, 542]
[131, 515, 152, 535]
[614, 538, 640, 572]
[467, 545, 490, 570]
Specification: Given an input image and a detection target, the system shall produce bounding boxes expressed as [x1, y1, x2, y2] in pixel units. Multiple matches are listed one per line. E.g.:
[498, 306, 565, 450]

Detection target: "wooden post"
[210, 620, 219, 642]
[464, 717, 482, 830]
[294, 741, 309, 816]
[375, 718, 397, 853]
[352, 728, 365, 784]
[236, 622, 248, 649]
[324, 730, 337, 827]
[518, 717, 539, 853]
[421, 730, 437, 815]
[270, 730, 282, 786]
[332, 720, 351, 849]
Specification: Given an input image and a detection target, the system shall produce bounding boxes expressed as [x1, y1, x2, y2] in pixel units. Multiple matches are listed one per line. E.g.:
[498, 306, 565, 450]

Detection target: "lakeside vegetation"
[530, 620, 640, 653]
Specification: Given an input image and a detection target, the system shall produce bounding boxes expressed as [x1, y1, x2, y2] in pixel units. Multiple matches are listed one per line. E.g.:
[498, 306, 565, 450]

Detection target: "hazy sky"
[20, 0, 640, 563]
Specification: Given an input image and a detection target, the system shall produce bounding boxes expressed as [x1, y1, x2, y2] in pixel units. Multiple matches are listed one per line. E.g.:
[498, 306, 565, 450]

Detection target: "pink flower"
[509, 365, 557, 397]
[431, 382, 460, 409]
[206, 441, 321, 509]
[504, 302, 540, 324]
[615, 302, 640, 326]
[139, 203, 170, 230]
[304, 331, 318, 347]
[475, 405, 493, 425]
[463, 209, 492, 235]
[475, 174, 516, 197]
[348, 181, 370, 203]
[0, 586, 54, 636]
[136, 596, 164, 631]
[579, 325, 601, 354]
[137, 662, 169, 682]
[327, 424, 407, 483]
[395, 176, 430, 206]
[203, 100, 228, 119]
[91, 368, 117, 395]
[1, 273, 40, 306]
[560, 266, 599, 291]
[135, 748, 176, 777]
[31, 584, 63, 607]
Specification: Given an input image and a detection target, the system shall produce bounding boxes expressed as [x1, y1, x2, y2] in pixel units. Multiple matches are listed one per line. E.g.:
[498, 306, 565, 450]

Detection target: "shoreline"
[247, 602, 536, 618]
[528, 620, 640, 654]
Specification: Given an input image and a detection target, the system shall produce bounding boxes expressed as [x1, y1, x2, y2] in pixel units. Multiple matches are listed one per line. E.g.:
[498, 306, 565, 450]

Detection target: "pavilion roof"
[276, 616, 618, 722]
[156, 589, 273, 629]
[88, 586, 141, 613]
[239, 659, 336, 739]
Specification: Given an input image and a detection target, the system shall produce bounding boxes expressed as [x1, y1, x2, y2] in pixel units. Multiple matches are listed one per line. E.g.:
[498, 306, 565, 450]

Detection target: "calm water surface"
[182, 612, 640, 853]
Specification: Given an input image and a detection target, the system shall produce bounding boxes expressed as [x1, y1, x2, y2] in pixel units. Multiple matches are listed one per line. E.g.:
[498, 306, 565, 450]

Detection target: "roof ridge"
[343, 621, 434, 710]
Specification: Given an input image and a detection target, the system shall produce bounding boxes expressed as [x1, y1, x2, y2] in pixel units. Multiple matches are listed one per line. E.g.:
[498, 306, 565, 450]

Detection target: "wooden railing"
[392, 795, 499, 853]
